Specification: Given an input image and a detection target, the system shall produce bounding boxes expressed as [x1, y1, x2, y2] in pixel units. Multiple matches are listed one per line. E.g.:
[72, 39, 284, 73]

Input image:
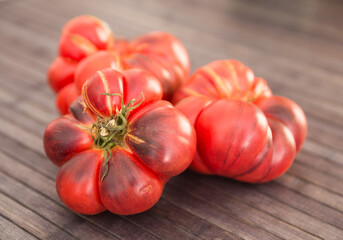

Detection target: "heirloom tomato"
[48, 16, 190, 115]
[173, 60, 307, 183]
[44, 68, 196, 215]
[48, 15, 119, 115]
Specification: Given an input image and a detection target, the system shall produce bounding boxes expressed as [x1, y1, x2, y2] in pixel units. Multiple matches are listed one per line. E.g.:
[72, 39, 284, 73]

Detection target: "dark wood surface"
[0, 0, 342, 239]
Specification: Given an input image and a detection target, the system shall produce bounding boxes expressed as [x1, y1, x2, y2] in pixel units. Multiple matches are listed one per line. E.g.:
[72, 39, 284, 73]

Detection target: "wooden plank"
[306, 118, 343, 153]
[288, 162, 343, 196]
[0, 86, 19, 105]
[0, 115, 44, 154]
[0, 215, 38, 240]
[167, 176, 318, 240]
[296, 150, 343, 180]
[255, 181, 343, 229]
[0, 172, 120, 240]
[302, 141, 343, 167]
[0, 191, 76, 240]
[276, 174, 343, 213]
[162, 184, 278, 240]
[123, 212, 201, 240]
[0, 67, 56, 111]
[185, 172, 343, 240]
[148, 198, 239, 240]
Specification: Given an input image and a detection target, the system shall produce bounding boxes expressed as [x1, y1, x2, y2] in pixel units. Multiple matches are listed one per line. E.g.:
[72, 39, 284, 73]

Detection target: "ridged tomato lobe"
[126, 100, 196, 179]
[233, 129, 274, 182]
[99, 148, 163, 215]
[48, 57, 77, 93]
[255, 96, 307, 152]
[82, 69, 124, 117]
[69, 96, 96, 125]
[175, 97, 213, 174]
[56, 149, 105, 215]
[59, 15, 114, 61]
[43, 116, 93, 166]
[56, 83, 80, 115]
[75, 51, 122, 91]
[259, 118, 296, 182]
[122, 69, 163, 113]
[196, 99, 269, 177]
[118, 32, 190, 100]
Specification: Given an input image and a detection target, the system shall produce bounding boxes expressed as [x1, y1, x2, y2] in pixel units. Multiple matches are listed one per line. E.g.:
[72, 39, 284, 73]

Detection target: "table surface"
[0, 0, 343, 239]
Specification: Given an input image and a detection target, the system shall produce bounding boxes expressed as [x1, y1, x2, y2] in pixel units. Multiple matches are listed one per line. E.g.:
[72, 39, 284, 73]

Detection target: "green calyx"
[90, 93, 145, 181]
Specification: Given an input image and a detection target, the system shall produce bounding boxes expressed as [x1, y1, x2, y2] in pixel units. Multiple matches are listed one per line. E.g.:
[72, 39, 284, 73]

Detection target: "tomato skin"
[59, 15, 114, 61]
[254, 96, 307, 152]
[74, 51, 122, 91]
[99, 148, 163, 215]
[167, 96, 212, 174]
[44, 68, 196, 215]
[196, 100, 270, 177]
[48, 57, 77, 93]
[174, 60, 307, 182]
[118, 32, 190, 100]
[56, 149, 105, 215]
[43, 115, 93, 166]
[82, 68, 163, 118]
[55, 83, 80, 115]
[127, 100, 196, 180]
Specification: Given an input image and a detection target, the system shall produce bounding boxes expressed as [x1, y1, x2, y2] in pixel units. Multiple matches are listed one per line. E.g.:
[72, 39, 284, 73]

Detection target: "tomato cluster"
[48, 15, 190, 114]
[44, 68, 195, 215]
[44, 16, 307, 215]
[173, 60, 307, 183]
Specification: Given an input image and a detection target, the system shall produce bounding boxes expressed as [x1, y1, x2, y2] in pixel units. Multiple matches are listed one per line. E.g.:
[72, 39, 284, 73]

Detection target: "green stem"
[90, 92, 145, 181]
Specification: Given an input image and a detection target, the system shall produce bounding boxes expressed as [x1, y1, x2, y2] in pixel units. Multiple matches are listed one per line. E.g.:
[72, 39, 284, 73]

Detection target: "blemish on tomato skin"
[141, 185, 153, 194]
[127, 134, 146, 144]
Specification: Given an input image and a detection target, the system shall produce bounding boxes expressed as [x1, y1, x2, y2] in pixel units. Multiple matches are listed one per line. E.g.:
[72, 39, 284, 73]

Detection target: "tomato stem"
[90, 92, 145, 181]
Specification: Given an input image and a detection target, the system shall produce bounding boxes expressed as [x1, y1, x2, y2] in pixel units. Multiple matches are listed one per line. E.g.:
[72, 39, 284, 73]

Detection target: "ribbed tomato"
[114, 32, 190, 100]
[48, 15, 119, 115]
[173, 60, 307, 183]
[48, 16, 190, 115]
[44, 68, 196, 215]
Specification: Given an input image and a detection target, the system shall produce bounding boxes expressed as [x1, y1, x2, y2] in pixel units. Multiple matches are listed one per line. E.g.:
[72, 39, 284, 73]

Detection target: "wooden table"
[1, 0, 342, 239]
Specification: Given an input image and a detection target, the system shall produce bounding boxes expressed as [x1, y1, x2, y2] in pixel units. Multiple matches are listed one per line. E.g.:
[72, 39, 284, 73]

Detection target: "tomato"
[44, 68, 196, 215]
[173, 60, 307, 183]
[58, 15, 114, 61]
[115, 32, 190, 100]
[48, 15, 117, 114]
[47, 16, 190, 115]
[55, 83, 80, 115]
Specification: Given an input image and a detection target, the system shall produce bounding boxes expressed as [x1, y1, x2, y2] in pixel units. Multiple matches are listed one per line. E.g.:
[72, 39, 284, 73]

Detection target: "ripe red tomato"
[44, 68, 196, 215]
[48, 15, 117, 115]
[48, 16, 190, 115]
[114, 32, 190, 100]
[173, 60, 307, 183]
